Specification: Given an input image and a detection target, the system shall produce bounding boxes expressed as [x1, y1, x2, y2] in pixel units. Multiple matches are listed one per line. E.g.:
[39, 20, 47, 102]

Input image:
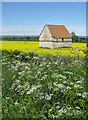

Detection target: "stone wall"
[39, 25, 53, 42]
[53, 42, 72, 48]
[39, 42, 54, 48]
[39, 41, 72, 48]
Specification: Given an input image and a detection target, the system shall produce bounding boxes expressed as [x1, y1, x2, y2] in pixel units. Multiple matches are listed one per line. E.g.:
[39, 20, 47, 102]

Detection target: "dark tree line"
[2, 36, 39, 41]
[71, 32, 86, 43]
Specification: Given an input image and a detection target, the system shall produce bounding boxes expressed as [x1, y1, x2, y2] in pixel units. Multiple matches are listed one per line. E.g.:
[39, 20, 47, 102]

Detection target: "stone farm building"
[39, 24, 72, 48]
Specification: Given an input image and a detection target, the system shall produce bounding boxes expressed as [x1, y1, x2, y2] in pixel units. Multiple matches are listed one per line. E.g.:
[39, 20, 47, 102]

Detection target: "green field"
[1, 49, 88, 119]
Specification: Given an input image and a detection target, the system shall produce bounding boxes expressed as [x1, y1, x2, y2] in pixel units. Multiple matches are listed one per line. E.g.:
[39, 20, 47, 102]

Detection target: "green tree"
[71, 32, 79, 42]
[25, 36, 30, 40]
[12, 37, 16, 40]
[3, 37, 9, 40]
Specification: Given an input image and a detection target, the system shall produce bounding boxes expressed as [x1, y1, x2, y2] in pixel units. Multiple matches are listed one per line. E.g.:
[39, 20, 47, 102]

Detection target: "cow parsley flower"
[15, 102, 19, 105]
[75, 106, 80, 109]
[76, 81, 82, 84]
[67, 86, 72, 90]
[77, 93, 82, 96]
[74, 84, 80, 88]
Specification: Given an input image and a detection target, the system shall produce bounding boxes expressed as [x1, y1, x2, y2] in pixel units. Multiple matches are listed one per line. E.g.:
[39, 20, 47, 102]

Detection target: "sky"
[2, 2, 86, 36]
[2, 0, 87, 2]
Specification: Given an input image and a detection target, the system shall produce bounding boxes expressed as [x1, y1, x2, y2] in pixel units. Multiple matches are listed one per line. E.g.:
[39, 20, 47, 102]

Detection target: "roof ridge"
[46, 24, 71, 38]
[47, 24, 65, 26]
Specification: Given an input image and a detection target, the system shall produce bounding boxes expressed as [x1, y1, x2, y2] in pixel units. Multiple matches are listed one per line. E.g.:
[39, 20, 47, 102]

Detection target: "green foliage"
[71, 32, 86, 43]
[1, 50, 88, 119]
[12, 37, 16, 40]
[79, 38, 86, 43]
[25, 36, 30, 40]
[71, 32, 79, 42]
[3, 37, 9, 40]
[2, 36, 39, 41]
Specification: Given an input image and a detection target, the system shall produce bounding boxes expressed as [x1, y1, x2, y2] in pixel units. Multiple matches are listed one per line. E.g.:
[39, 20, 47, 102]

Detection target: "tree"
[12, 37, 16, 40]
[71, 32, 79, 42]
[3, 37, 9, 40]
[25, 36, 30, 40]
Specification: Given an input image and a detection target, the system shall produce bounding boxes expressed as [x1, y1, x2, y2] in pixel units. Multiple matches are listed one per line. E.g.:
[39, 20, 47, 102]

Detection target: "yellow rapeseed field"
[0, 41, 86, 56]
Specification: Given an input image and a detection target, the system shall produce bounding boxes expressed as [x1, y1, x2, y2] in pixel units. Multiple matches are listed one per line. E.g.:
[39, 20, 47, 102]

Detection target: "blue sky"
[2, 2, 86, 36]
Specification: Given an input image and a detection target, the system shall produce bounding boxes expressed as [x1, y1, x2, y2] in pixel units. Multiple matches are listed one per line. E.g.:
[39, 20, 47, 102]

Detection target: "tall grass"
[1, 50, 88, 119]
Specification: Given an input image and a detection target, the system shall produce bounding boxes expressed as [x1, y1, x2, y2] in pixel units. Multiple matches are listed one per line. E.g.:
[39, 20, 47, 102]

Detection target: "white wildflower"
[27, 91, 31, 95]
[45, 94, 53, 100]
[56, 106, 60, 109]
[16, 80, 20, 83]
[49, 109, 52, 112]
[22, 107, 26, 110]
[77, 93, 82, 96]
[75, 106, 80, 109]
[70, 82, 73, 85]
[6, 97, 9, 100]
[64, 71, 73, 75]
[12, 75, 15, 79]
[17, 85, 22, 88]
[74, 84, 80, 88]
[25, 56, 30, 58]
[63, 81, 67, 84]
[27, 85, 40, 95]
[58, 107, 67, 114]
[82, 92, 88, 98]
[16, 55, 19, 58]
[54, 82, 64, 89]
[15, 102, 19, 105]
[25, 66, 30, 70]
[67, 86, 72, 90]
[77, 81, 82, 84]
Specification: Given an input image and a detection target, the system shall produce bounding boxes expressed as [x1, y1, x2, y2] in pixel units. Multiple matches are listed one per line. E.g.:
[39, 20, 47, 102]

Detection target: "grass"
[1, 50, 88, 119]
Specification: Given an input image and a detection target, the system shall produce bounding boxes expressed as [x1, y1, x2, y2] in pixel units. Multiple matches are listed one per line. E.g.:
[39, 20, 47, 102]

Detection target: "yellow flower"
[1, 41, 86, 56]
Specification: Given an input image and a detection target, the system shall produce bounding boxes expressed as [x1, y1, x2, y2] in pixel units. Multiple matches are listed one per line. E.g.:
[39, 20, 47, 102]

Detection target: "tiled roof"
[47, 24, 71, 38]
